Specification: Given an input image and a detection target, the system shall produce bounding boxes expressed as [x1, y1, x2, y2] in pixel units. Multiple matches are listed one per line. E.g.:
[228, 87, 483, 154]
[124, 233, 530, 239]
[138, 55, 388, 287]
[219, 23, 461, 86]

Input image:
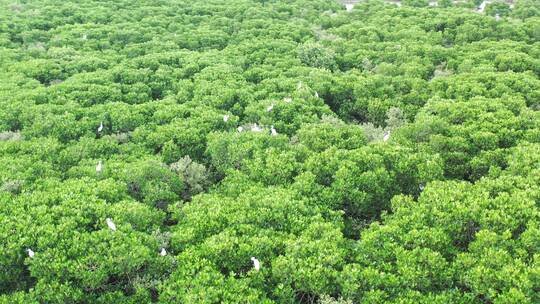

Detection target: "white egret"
[237, 126, 244, 132]
[97, 122, 103, 133]
[223, 115, 229, 122]
[106, 218, 116, 231]
[297, 81, 303, 89]
[383, 130, 391, 142]
[314, 91, 319, 98]
[251, 257, 260, 271]
[27, 248, 35, 258]
[284, 97, 292, 103]
[96, 160, 103, 173]
[266, 103, 274, 112]
[271, 125, 277, 136]
[251, 124, 262, 132]
[345, 3, 354, 12]
[477, 0, 487, 13]
[82, 34, 87, 40]
[160, 248, 167, 256]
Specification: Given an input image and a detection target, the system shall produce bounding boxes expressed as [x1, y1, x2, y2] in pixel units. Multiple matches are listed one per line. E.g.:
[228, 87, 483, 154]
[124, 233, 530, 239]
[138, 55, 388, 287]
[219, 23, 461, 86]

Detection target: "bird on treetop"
[106, 218, 116, 231]
[271, 125, 277, 136]
[383, 130, 391, 142]
[251, 257, 260, 271]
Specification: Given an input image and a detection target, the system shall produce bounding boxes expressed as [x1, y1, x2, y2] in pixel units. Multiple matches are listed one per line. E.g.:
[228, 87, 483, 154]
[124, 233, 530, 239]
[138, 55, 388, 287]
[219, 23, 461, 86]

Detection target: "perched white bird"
[82, 34, 87, 40]
[251, 124, 262, 132]
[223, 115, 229, 122]
[345, 3, 354, 12]
[266, 103, 274, 112]
[271, 125, 278, 136]
[106, 218, 116, 231]
[314, 91, 319, 98]
[27, 248, 35, 258]
[383, 130, 391, 142]
[160, 248, 167, 256]
[96, 160, 103, 173]
[97, 122, 103, 133]
[283, 97, 292, 103]
[297, 81, 303, 89]
[237, 126, 244, 132]
[251, 257, 260, 271]
[477, 0, 487, 13]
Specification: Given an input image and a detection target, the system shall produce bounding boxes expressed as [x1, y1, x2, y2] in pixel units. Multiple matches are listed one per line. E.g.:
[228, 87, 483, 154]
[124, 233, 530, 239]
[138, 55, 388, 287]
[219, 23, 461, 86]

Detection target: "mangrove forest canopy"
[1, 0, 540, 303]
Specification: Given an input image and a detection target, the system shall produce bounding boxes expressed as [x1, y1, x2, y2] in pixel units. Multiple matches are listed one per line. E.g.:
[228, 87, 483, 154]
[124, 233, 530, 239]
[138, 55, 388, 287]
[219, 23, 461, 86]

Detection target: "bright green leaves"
[347, 149, 540, 303]
[164, 184, 343, 302]
[402, 96, 540, 180]
[296, 119, 367, 152]
[2, 0, 540, 302]
[191, 64, 255, 114]
[273, 222, 347, 299]
[297, 42, 338, 71]
[0, 178, 167, 300]
[122, 160, 184, 210]
[206, 131, 290, 177]
[303, 144, 443, 236]
[159, 254, 272, 303]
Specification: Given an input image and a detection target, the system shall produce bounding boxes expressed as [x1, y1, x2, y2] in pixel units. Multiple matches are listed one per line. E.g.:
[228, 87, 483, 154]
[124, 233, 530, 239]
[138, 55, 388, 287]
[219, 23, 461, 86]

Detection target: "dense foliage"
[1, 0, 539, 303]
